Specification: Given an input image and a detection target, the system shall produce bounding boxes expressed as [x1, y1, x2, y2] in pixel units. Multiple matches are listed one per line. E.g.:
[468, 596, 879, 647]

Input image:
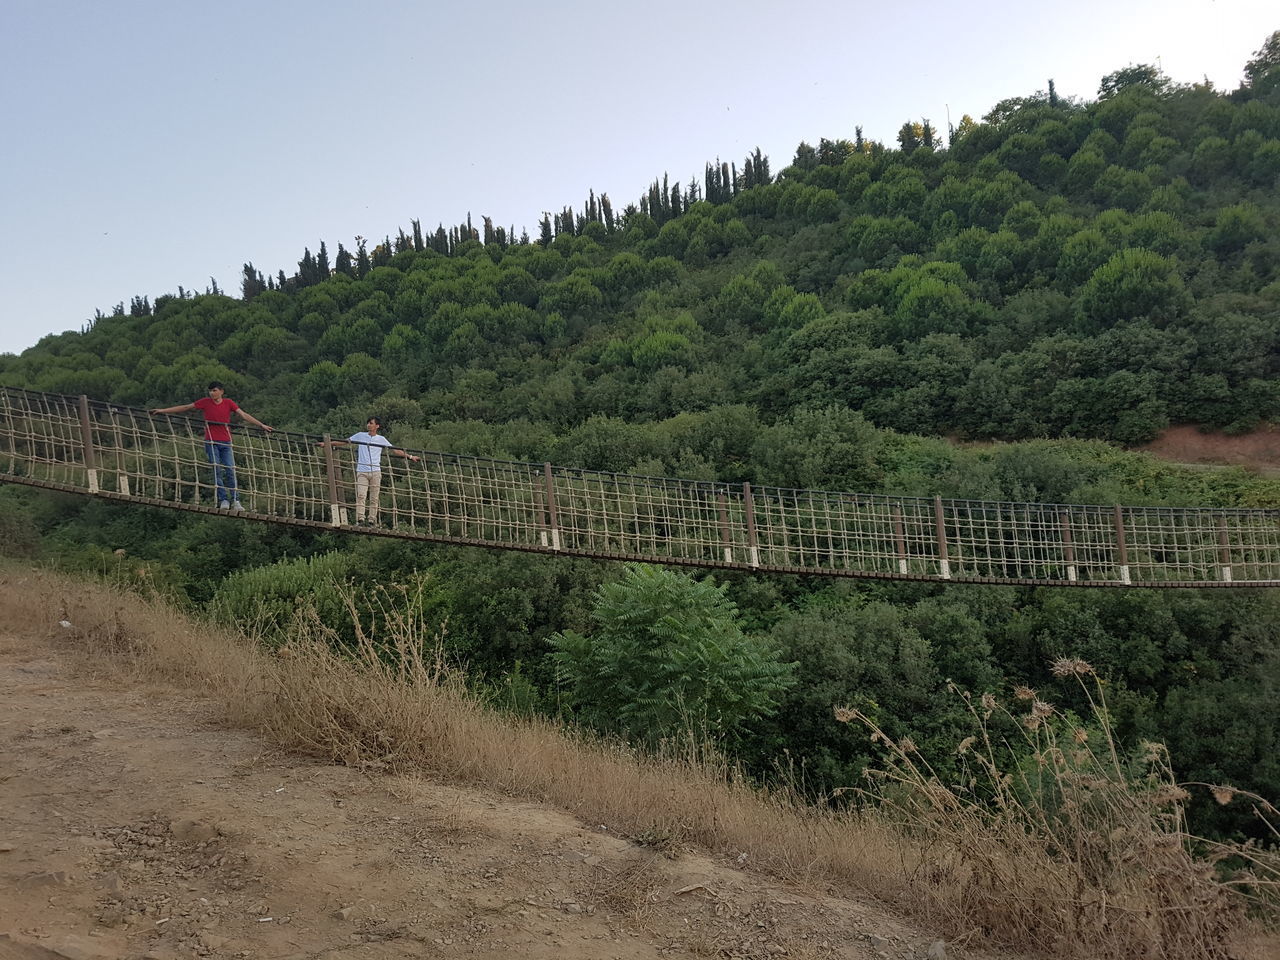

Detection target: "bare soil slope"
[0, 629, 961, 960]
[1140, 424, 1280, 474]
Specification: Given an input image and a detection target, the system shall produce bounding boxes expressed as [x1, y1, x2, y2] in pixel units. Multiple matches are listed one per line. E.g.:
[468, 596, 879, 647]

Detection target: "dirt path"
[0, 630, 963, 960]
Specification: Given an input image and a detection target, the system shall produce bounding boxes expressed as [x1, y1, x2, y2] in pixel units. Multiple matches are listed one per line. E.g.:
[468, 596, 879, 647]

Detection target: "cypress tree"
[298, 247, 316, 285]
[897, 121, 923, 154]
[335, 244, 354, 277]
[241, 263, 266, 300]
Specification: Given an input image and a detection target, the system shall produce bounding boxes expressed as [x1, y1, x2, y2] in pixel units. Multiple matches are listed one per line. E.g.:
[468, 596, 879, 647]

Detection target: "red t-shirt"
[193, 397, 240, 443]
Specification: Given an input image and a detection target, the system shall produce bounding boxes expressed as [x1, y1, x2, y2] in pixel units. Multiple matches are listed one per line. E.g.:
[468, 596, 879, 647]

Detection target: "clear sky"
[0, 0, 1275, 357]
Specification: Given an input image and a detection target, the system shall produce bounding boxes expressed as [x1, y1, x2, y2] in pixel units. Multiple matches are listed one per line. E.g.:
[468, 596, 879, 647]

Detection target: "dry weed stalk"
[837, 658, 1279, 959]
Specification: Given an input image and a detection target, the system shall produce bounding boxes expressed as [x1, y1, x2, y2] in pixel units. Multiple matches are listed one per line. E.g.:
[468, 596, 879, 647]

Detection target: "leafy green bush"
[548, 565, 794, 744]
[208, 551, 357, 645]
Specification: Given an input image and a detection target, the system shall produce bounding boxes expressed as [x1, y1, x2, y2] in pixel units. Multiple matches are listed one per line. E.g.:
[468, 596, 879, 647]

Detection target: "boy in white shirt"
[321, 417, 420, 525]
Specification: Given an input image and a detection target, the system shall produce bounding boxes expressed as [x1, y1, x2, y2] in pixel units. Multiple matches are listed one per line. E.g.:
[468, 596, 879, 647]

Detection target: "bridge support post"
[533, 488, 548, 548]
[110, 407, 130, 497]
[1218, 516, 1232, 583]
[1114, 505, 1131, 585]
[77, 395, 99, 494]
[892, 505, 908, 575]
[742, 483, 760, 568]
[543, 463, 561, 550]
[1060, 511, 1077, 582]
[322, 434, 346, 526]
[716, 490, 733, 563]
[934, 496, 951, 579]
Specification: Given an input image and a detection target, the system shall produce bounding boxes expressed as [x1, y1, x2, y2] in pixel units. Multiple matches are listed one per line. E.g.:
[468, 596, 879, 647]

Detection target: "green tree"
[1242, 29, 1280, 95]
[1077, 249, 1187, 332]
[548, 565, 793, 743]
[751, 405, 882, 490]
[1098, 63, 1169, 99]
[1205, 203, 1266, 256]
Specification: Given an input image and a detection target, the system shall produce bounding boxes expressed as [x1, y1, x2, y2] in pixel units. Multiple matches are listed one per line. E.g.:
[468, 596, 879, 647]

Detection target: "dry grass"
[4, 565, 1277, 960]
[838, 669, 1280, 960]
[586, 852, 666, 920]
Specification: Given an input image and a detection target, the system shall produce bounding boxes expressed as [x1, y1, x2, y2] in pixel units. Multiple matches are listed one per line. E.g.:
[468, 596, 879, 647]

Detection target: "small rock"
[333, 907, 354, 921]
[0, 842, 15, 853]
[20, 871, 69, 889]
[765, 945, 786, 955]
[927, 941, 948, 960]
[170, 819, 219, 844]
[50, 933, 118, 960]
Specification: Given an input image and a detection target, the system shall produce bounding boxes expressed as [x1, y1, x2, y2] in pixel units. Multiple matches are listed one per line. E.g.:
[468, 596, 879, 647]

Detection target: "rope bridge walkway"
[1, 387, 1277, 588]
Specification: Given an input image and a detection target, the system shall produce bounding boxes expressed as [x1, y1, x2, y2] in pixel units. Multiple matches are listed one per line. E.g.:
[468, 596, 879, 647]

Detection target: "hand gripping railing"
[1, 387, 1278, 587]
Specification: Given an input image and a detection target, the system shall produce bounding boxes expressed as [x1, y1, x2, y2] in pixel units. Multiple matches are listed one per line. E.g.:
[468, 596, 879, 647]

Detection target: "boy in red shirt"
[151, 382, 273, 511]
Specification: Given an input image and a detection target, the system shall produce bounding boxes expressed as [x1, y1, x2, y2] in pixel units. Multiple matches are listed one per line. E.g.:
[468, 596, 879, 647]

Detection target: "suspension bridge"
[1, 387, 1277, 588]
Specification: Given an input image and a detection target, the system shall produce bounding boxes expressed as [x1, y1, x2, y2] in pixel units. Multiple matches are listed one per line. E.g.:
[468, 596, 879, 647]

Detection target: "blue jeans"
[204, 441, 237, 504]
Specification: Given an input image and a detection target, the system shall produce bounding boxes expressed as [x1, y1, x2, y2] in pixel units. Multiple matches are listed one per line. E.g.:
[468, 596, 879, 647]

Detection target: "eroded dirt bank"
[0, 627, 961, 960]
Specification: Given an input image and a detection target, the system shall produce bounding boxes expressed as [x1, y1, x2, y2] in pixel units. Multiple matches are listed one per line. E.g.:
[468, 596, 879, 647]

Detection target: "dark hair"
[366, 415, 382, 427]
[207, 380, 224, 391]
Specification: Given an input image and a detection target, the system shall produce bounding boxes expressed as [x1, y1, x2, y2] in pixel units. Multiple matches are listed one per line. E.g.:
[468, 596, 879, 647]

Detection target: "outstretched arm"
[150, 402, 197, 415]
[236, 409, 274, 432]
[391, 447, 421, 463]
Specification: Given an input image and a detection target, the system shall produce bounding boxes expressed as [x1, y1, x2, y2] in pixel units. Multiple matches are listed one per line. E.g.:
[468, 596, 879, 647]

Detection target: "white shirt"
[348, 432, 393, 472]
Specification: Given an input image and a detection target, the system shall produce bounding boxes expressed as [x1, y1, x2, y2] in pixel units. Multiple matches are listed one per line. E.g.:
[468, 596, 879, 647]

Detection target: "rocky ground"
[0, 629, 979, 960]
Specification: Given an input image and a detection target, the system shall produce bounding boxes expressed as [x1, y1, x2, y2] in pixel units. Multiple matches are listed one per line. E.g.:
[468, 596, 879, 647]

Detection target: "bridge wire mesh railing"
[1, 387, 1278, 587]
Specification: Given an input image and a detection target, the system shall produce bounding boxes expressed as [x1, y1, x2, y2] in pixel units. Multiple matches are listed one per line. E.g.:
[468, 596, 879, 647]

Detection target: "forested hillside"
[2, 39, 1279, 841]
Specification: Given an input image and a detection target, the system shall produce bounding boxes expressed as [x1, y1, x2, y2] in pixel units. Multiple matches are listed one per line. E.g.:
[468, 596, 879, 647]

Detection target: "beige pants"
[354, 470, 382, 521]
